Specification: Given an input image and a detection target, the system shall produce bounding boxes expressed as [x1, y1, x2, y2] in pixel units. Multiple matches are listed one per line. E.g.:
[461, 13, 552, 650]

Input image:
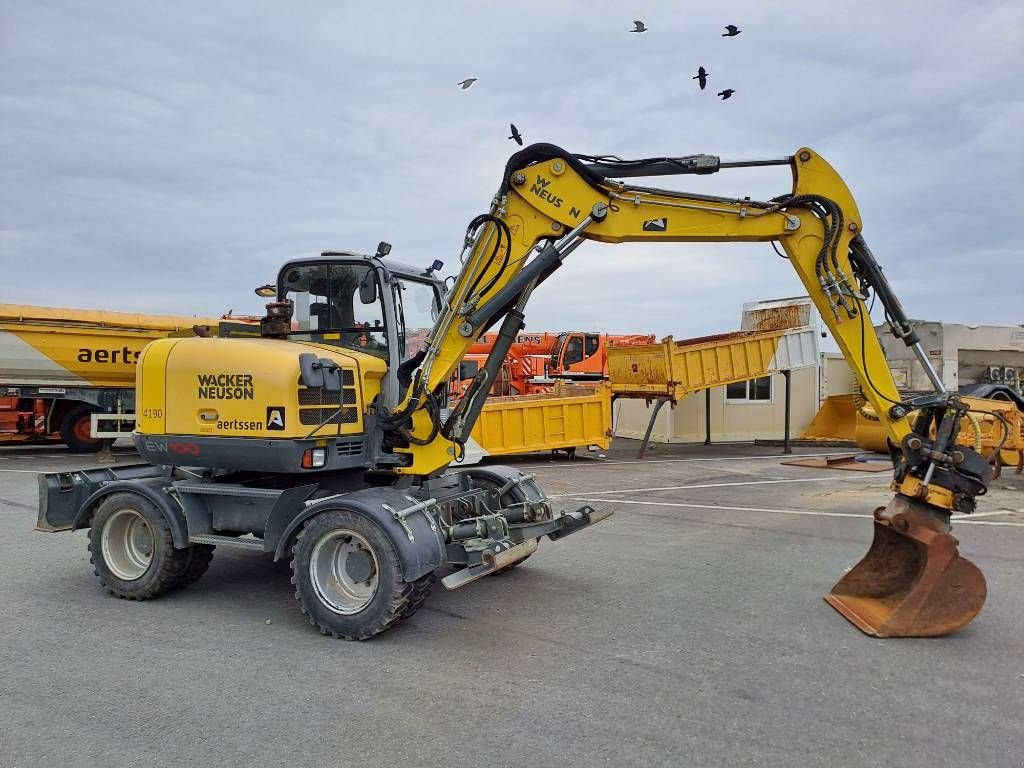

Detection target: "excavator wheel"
[290, 509, 426, 640]
[825, 495, 987, 637]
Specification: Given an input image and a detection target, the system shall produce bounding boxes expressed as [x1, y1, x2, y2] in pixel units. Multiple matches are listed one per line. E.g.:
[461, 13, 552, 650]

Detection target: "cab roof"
[277, 251, 441, 287]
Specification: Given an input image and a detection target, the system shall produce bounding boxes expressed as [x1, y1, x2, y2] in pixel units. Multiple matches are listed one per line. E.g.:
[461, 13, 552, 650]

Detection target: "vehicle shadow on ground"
[65, 545, 599, 638]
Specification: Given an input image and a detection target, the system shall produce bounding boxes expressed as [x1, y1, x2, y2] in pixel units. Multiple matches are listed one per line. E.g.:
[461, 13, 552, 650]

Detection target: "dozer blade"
[825, 495, 987, 637]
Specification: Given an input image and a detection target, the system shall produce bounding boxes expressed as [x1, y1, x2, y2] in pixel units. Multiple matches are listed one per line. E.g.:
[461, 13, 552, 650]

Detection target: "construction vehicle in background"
[806, 388, 1024, 477]
[0, 305, 227, 451]
[454, 330, 654, 396]
[37, 143, 991, 640]
[804, 320, 1024, 473]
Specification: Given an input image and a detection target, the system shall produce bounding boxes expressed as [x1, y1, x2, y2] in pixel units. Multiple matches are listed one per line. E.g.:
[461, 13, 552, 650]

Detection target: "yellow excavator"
[37, 144, 990, 640]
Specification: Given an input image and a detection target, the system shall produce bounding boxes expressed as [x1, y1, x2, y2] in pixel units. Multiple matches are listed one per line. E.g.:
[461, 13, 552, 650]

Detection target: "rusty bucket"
[825, 495, 987, 637]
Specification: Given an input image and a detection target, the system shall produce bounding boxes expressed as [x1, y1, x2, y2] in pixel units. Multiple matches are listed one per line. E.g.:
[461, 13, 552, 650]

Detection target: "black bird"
[509, 123, 523, 146]
[631, 20, 647, 33]
[692, 66, 709, 90]
[717, 89, 735, 100]
[457, 78, 477, 90]
[722, 25, 741, 37]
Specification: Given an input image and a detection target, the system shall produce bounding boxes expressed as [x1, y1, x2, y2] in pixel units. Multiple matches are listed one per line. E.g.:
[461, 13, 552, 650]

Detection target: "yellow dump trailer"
[470, 383, 612, 458]
[0, 304, 221, 387]
[0, 304, 222, 451]
[607, 326, 818, 399]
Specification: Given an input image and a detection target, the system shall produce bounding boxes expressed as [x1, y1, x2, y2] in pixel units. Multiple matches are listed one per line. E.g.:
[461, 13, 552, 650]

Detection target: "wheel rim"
[101, 509, 154, 580]
[73, 415, 99, 445]
[309, 528, 379, 615]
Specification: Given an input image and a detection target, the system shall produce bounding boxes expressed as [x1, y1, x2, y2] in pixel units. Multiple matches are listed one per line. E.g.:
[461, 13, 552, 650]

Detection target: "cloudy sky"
[1, 1, 1021, 339]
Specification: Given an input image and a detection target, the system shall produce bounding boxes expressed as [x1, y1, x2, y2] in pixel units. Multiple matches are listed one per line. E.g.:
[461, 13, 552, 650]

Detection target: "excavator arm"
[381, 143, 990, 637]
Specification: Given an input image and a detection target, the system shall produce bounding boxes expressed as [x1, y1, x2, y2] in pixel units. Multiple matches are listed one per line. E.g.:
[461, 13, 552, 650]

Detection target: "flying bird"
[457, 78, 477, 90]
[692, 66, 709, 90]
[508, 123, 523, 146]
[717, 89, 735, 100]
[631, 20, 647, 33]
[722, 25, 741, 37]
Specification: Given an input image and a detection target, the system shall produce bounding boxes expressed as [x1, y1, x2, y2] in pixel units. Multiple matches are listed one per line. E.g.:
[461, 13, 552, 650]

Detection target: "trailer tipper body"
[0, 304, 220, 451]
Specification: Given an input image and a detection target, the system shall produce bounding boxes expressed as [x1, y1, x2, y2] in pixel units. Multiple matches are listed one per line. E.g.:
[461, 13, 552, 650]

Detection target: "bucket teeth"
[825, 495, 987, 637]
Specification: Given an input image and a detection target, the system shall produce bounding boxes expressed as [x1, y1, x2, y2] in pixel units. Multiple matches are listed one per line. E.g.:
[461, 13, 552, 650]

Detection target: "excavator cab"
[275, 253, 442, 389]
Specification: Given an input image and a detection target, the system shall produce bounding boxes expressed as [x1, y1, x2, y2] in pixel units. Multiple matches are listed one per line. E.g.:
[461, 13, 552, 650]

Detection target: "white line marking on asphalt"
[0, 468, 42, 473]
[568, 497, 872, 519]
[567, 497, 1024, 527]
[537, 451, 873, 469]
[1, 452, 135, 460]
[953, 519, 1024, 527]
[550, 475, 874, 497]
[951, 510, 1015, 519]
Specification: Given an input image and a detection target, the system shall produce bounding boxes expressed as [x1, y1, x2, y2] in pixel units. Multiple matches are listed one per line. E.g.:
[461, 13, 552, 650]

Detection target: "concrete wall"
[613, 366, 819, 443]
[878, 321, 1024, 390]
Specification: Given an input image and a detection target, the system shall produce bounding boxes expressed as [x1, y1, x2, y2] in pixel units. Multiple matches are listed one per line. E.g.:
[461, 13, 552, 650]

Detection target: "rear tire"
[88, 493, 192, 599]
[61, 404, 103, 453]
[290, 510, 425, 640]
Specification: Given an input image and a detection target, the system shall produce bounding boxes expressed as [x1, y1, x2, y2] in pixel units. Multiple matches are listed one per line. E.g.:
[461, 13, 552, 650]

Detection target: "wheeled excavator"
[37, 144, 990, 640]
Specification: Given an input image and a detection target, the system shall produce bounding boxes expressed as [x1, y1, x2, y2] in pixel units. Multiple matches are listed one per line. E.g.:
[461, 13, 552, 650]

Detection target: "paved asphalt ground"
[1, 439, 1021, 768]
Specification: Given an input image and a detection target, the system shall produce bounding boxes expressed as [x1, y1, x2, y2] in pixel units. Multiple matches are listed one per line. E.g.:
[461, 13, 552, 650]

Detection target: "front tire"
[88, 493, 193, 599]
[177, 544, 215, 589]
[290, 510, 427, 640]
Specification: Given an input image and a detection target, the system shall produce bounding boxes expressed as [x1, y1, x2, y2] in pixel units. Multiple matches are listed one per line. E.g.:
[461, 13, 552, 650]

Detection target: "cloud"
[1, 0, 1021, 338]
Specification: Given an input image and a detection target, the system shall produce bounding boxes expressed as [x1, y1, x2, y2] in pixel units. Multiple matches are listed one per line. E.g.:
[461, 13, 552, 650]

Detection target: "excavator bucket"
[825, 495, 987, 637]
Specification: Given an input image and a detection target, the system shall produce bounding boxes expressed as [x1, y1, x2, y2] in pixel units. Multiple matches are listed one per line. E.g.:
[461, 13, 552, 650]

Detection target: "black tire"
[88, 492, 192, 599]
[399, 573, 436, 620]
[177, 544, 215, 590]
[290, 509, 425, 640]
[61, 404, 103, 453]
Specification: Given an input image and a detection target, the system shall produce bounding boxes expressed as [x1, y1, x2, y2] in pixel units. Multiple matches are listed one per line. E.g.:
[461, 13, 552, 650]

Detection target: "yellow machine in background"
[855, 395, 1023, 474]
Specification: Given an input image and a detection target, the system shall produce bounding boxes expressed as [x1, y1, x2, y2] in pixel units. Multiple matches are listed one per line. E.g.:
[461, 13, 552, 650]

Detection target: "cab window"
[281, 263, 388, 357]
[393, 277, 440, 363]
[563, 335, 584, 366]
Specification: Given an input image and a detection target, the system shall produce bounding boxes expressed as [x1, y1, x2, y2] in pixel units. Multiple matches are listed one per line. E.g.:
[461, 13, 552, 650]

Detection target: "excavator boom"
[380, 143, 991, 637]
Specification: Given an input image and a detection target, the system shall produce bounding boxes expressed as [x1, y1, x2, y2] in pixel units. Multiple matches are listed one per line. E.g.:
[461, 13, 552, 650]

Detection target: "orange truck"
[454, 331, 654, 396]
[0, 304, 227, 451]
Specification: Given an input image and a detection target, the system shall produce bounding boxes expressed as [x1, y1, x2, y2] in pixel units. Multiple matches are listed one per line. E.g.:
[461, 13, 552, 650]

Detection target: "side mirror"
[358, 271, 378, 305]
[298, 353, 342, 392]
[255, 284, 277, 298]
[298, 353, 324, 388]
